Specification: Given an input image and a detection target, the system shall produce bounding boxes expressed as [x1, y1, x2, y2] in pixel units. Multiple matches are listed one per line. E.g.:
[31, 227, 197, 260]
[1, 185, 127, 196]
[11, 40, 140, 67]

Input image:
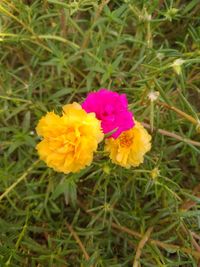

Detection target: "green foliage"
[0, 0, 200, 266]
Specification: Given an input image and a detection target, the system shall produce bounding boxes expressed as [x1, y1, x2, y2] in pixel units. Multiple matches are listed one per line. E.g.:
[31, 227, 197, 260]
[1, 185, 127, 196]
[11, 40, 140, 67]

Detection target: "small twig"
[60, 0, 67, 37]
[0, 160, 39, 202]
[191, 231, 200, 241]
[181, 224, 200, 266]
[66, 221, 92, 264]
[179, 184, 200, 266]
[78, 201, 200, 259]
[0, 3, 51, 52]
[142, 122, 200, 148]
[152, 0, 164, 18]
[181, 183, 200, 210]
[81, 0, 110, 49]
[111, 222, 200, 259]
[133, 227, 153, 267]
[0, 95, 32, 104]
[181, 224, 200, 253]
[157, 101, 198, 126]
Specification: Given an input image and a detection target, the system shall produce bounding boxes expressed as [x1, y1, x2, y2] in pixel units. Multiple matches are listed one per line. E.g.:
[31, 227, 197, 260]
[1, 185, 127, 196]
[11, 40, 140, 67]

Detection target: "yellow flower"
[105, 121, 151, 168]
[36, 102, 103, 173]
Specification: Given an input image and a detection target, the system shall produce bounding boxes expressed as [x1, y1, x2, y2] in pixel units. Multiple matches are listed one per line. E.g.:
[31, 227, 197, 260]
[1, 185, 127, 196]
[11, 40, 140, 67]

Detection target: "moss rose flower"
[82, 89, 134, 138]
[105, 121, 151, 168]
[36, 103, 103, 173]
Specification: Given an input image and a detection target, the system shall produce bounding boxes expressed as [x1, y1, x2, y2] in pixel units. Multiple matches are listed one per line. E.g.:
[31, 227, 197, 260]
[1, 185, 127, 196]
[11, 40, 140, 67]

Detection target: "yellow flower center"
[119, 131, 133, 147]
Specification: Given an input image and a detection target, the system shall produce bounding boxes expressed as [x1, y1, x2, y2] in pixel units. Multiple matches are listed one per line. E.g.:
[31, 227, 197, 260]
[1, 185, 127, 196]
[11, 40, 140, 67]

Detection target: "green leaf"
[64, 178, 77, 207]
[182, 0, 200, 15]
[22, 111, 31, 132]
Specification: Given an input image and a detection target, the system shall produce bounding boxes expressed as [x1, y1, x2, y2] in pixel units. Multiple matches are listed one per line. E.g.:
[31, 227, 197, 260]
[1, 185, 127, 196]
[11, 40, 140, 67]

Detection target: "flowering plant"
[36, 89, 151, 174]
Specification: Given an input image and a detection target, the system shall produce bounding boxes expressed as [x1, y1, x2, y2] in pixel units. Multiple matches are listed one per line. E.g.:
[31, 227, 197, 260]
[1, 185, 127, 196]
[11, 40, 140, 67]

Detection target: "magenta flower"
[82, 89, 134, 138]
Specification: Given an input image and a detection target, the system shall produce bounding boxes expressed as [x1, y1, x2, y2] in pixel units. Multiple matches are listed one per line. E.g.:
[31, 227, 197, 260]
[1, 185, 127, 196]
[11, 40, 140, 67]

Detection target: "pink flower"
[82, 89, 134, 138]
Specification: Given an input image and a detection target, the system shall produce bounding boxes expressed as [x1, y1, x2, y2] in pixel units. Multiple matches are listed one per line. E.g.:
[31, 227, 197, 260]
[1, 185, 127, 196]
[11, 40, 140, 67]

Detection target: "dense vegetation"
[0, 0, 200, 266]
